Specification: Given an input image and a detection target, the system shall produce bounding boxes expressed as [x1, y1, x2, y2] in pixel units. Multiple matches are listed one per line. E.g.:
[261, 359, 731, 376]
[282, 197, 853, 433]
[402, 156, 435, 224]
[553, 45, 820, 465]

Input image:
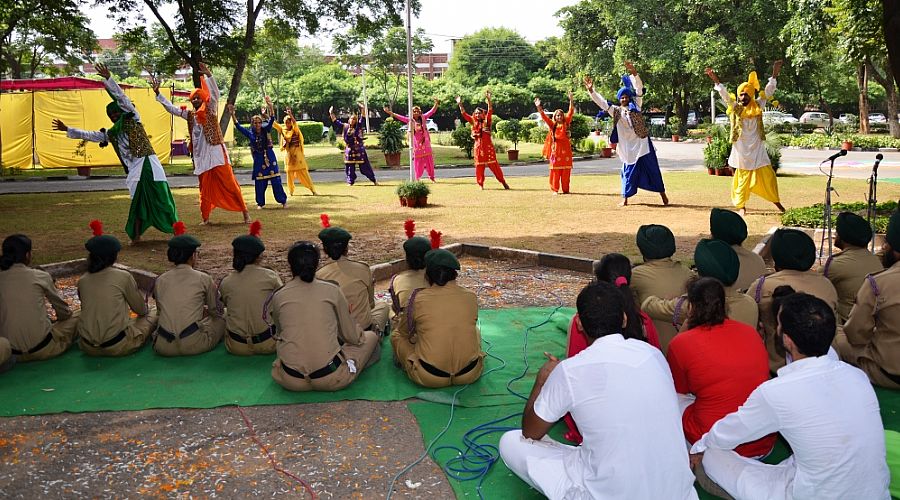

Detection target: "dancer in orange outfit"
[153, 64, 250, 225]
[535, 90, 574, 194]
[456, 91, 509, 190]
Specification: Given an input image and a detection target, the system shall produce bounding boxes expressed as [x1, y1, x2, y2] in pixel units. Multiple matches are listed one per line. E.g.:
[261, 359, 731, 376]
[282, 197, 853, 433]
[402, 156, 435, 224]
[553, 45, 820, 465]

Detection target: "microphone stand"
[866, 155, 882, 252]
[818, 157, 839, 265]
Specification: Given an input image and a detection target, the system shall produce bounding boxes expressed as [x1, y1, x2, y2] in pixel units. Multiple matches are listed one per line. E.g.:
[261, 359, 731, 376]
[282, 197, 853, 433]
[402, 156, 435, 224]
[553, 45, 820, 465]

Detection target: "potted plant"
[395, 180, 431, 208]
[379, 117, 404, 167]
[595, 139, 613, 158]
[703, 134, 731, 175]
[497, 118, 523, 161]
[841, 136, 854, 151]
[668, 115, 682, 142]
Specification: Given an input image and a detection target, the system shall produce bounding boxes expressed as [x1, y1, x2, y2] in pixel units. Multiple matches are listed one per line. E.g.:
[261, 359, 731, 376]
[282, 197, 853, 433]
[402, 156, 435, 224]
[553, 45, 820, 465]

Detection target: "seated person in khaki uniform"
[220, 221, 283, 355]
[822, 212, 883, 324]
[837, 211, 900, 388]
[630, 224, 693, 352]
[643, 239, 758, 330]
[709, 208, 767, 291]
[393, 246, 484, 388]
[152, 223, 225, 356]
[77, 220, 158, 356]
[747, 228, 838, 372]
[315, 214, 389, 335]
[0, 234, 78, 361]
[270, 241, 380, 392]
[0, 337, 12, 373]
[389, 220, 431, 341]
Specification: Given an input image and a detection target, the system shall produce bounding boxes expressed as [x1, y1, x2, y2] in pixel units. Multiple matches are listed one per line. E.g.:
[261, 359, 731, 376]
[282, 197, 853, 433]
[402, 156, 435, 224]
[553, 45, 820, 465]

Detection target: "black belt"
[11, 331, 53, 356]
[156, 322, 200, 342]
[84, 329, 127, 349]
[281, 355, 343, 380]
[419, 357, 479, 379]
[228, 326, 274, 345]
[880, 366, 900, 386]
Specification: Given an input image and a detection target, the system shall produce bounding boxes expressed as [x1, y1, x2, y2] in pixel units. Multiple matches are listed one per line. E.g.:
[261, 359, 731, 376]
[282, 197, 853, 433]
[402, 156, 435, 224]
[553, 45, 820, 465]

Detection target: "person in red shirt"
[535, 91, 574, 194]
[667, 277, 776, 459]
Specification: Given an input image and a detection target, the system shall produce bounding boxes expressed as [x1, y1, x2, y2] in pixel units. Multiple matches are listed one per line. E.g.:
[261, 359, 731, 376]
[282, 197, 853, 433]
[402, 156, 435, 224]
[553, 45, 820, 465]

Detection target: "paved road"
[2, 142, 898, 194]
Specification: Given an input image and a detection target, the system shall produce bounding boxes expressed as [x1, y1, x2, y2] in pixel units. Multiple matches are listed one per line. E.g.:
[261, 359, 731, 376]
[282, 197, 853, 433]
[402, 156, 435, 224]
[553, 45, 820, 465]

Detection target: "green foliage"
[447, 28, 544, 86]
[649, 123, 670, 139]
[519, 120, 539, 136]
[493, 142, 509, 154]
[288, 64, 360, 119]
[297, 122, 324, 144]
[766, 136, 783, 172]
[784, 134, 900, 149]
[704, 136, 732, 170]
[580, 138, 596, 154]
[496, 118, 523, 149]
[378, 118, 405, 155]
[781, 201, 897, 233]
[528, 126, 548, 144]
[774, 123, 818, 134]
[451, 124, 475, 159]
[569, 114, 591, 145]
[395, 180, 431, 198]
[668, 115, 683, 136]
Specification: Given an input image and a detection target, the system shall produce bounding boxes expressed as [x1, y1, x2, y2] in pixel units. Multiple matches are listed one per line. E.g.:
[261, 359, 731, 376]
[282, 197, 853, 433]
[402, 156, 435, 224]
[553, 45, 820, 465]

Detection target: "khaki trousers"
[19, 312, 80, 362]
[153, 315, 225, 356]
[834, 332, 900, 389]
[79, 308, 158, 357]
[272, 330, 380, 392]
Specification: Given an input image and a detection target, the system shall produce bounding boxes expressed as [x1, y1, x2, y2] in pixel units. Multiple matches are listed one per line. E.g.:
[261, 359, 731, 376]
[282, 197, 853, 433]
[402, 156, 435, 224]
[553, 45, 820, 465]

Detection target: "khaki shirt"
[270, 277, 363, 372]
[733, 244, 767, 292]
[77, 267, 148, 345]
[0, 263, 72, 352]
[407, 282, 482, 373]
[316, 257, 374, 329]
[631, 258, 693, 351]
[823, 246, 884, 324]
[747, 269, 839, 372]
[642, 287, 760, 331]
[219, 264, 283, 337]
[844, 261, 900, 375]
[390, 269, 429, 336]
[153, 264, 219, 335]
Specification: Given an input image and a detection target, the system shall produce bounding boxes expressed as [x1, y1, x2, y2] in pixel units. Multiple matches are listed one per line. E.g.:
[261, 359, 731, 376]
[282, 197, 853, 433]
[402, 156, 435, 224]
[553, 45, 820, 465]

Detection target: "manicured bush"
[781, 201, 897, 233]
[297, 121, 324, 144]
[451, 123, 475, 159]
[528, 125, 548, 144]
[569, 114, 591, 145]
[496, 118, 523, 149]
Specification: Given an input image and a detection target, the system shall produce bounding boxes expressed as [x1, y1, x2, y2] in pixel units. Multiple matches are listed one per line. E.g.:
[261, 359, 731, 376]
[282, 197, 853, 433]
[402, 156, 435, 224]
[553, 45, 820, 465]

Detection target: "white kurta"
[692, 355, 890, 500]
[715, 78, 777, 171]
[66, 77, 167, 197]
[156, 75, 229, 176]
[588, 75, 652, 166]
[500, 334, 698, 499]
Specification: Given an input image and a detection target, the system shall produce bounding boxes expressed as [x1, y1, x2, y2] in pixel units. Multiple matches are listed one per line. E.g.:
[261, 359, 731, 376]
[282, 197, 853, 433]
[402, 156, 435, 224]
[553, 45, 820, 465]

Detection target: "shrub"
[580, 138, 596, 154]
[569, 114, 591, 145]
[703, 136, 731, 170]
[496, 118, 523, 149]
[528, 125, 548, 144]
[327, 127, 337, 144]
[781, 201, 897, 233]
[519, 120, 538, 136]
[378, 118, 404, 155]
[766, 137, 782, 172]
[649, 123, 669, 138]
[668, 115, 682, 135]
[493, 142, 509, 153]
[297, 121, 324, 144]
[451, 123, 475, 159]
[336, 139, 346, 150]
[395, 180, 431, 199]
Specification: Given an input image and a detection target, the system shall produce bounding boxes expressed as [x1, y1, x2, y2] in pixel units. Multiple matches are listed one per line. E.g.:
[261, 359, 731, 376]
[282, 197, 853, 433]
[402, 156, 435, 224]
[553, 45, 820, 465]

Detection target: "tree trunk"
[219, 0, 265, 135]
[858, 63, 870, 134]
[867, 58, 900, 138]
[883, 0, 900, 93]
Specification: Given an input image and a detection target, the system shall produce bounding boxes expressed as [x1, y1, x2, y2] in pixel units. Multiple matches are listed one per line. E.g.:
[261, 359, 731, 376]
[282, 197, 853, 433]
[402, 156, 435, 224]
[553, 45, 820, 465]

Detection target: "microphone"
[825, 149, 848, 162]
[873, 153, 883, 174]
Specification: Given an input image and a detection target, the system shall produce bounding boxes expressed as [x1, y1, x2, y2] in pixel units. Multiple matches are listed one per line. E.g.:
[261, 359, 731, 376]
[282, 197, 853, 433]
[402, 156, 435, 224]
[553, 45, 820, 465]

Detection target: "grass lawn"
[0, 133, 549, 178]
[2, 171, 897, 280]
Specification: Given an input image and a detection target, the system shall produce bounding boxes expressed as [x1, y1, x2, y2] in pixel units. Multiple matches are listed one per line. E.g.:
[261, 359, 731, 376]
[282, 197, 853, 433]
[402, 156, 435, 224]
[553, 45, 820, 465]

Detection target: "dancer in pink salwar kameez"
[383, 100, 439, 182]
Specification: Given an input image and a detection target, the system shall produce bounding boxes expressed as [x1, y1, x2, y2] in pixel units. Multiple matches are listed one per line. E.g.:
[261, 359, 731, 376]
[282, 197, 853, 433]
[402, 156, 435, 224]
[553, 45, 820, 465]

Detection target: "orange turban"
[190, 78, 211, 124]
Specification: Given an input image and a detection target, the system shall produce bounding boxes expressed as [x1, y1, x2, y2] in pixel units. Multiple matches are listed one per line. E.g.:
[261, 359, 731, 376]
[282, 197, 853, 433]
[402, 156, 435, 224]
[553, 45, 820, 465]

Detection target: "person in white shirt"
[153, 64, 250, 225]
[705, 61, 786, 216]
[499, 281, 698, 500]
[584, 61, 669, 207]
[690, 292, 890, 500]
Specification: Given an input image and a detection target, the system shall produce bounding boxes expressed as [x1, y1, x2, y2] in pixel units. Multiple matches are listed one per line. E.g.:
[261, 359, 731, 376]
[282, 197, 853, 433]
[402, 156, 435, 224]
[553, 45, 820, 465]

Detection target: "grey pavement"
[2, 142, 899, 194]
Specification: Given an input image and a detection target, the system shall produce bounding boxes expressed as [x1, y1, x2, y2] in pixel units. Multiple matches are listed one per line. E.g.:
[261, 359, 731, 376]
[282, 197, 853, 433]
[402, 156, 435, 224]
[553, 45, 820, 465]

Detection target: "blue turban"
[616, 75, 641, 112]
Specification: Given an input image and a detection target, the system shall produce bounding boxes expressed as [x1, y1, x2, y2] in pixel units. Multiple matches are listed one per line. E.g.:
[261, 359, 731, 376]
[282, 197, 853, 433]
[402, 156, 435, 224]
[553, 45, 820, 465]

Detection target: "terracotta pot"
[595, 130, 602, 136]
[601, 147, 613, 158]
[706, 136, 713, 144]
[716, 168, 726, 176]
[671, 135, 681, 142]
[707, 168, 716, 175]
[399, 196, 408, 207]
[507, 150, 519, 161]
[842, 141, 854, 151]
[384, 152, 401, 167]
[416, 196, 428, 207]
[726, 167, 735, 176]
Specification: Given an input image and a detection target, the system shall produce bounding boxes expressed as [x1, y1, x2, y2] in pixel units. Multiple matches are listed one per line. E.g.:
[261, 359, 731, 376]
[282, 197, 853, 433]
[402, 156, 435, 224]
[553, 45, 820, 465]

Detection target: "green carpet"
[0, 307, 573, 417]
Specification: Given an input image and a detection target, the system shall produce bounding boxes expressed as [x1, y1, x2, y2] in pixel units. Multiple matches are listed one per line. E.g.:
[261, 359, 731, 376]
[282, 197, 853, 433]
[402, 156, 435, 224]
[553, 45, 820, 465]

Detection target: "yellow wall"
[0, 93, 33, 168]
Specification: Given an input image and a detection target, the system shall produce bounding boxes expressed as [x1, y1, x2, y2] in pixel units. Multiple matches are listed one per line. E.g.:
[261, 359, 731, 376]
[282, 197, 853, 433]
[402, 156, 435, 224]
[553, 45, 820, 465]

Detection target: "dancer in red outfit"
[456, 91, 509, 190]
[535, 91, 575, 194]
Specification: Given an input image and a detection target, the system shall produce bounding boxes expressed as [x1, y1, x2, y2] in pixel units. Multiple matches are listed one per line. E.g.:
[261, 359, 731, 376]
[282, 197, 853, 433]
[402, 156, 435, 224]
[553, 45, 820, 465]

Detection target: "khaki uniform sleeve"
[641, 295, 678, 323]
[843, 280, 876, 346]
[39, 271, 72, 321]
[335, 289, 364, 345]
[367, 268, 376, 309]
[124, 273, 149, 316]
[204, 274, 222, 318]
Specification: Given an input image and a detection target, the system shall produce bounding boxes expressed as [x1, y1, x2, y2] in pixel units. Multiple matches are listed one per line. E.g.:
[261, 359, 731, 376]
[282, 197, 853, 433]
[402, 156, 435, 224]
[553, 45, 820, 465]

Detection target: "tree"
[367, 26, 433, 109]
[0, 0, 96, 79]
[115, 24, 183, 79]
[447, 28, 543, 86]
[286, 64, 359, 120]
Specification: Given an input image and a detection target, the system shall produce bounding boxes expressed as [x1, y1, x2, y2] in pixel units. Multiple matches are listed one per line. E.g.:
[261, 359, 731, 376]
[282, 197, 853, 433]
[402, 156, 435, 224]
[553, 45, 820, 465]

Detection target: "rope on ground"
[235, 405, 317, 500]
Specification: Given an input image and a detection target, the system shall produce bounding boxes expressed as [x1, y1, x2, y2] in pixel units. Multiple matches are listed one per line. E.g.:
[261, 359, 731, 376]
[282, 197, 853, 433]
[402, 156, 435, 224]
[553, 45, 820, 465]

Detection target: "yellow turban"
[728, 71, 763, 119]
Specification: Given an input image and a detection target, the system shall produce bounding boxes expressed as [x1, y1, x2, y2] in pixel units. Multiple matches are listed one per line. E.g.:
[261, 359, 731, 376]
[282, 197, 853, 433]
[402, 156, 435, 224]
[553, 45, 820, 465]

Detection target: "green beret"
[771, 228, 816, 271]
[318, 227, 352, 246]
[636, 224, 676, 260]
[425, 248, 460, 271]
[694, 239, 740, 286]
[887, 211, 900, 250]
[835, 212, 872, 248]
[106, 100, 122, 117]
[710, 208, 748, 245]
[232, 235, 265, 255]
[169, 234, 202, 250]
[403, 236, 431, 260]
[85, 235, 121, 258]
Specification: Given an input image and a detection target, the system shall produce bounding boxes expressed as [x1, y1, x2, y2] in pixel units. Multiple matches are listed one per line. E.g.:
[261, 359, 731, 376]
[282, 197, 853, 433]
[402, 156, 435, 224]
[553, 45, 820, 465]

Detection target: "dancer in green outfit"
[52, 63, 178, 243]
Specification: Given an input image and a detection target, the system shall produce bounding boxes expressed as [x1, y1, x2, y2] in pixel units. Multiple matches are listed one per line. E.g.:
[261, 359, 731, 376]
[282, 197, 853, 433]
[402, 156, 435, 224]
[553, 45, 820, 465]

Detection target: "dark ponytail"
[1, 234, 31, 271]
[87, 251, 118, 273]
[288, 241, 319, 283]
[595, 253, 646, 342]
[425, 266, 457, 286]
[233, 249, 261, 272]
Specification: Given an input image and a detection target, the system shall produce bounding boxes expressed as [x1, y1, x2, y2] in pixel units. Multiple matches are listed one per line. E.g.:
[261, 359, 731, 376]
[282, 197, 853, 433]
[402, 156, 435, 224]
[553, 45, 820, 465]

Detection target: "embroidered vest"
[187, 108, 224, 147]
[729, 104, 765, 143]
[109, 118, 154, 161]
[612, 107, 649, 139]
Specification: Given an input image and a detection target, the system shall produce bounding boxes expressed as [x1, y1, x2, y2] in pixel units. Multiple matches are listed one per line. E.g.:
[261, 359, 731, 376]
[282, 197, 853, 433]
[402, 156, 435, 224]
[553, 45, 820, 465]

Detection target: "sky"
[84, 0, 573, 54]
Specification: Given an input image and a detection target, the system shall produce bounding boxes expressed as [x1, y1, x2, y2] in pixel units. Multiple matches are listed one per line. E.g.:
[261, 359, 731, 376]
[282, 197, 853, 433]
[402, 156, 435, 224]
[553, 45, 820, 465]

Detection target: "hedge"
[784, 134, 900, 149]
[297, 121, 324, 144]
[781, 201, 898, 233]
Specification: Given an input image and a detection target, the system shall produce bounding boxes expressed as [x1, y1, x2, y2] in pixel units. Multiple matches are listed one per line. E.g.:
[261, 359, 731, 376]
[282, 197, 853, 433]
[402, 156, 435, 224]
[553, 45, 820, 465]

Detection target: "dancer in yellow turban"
[705, 61, 785, 216]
